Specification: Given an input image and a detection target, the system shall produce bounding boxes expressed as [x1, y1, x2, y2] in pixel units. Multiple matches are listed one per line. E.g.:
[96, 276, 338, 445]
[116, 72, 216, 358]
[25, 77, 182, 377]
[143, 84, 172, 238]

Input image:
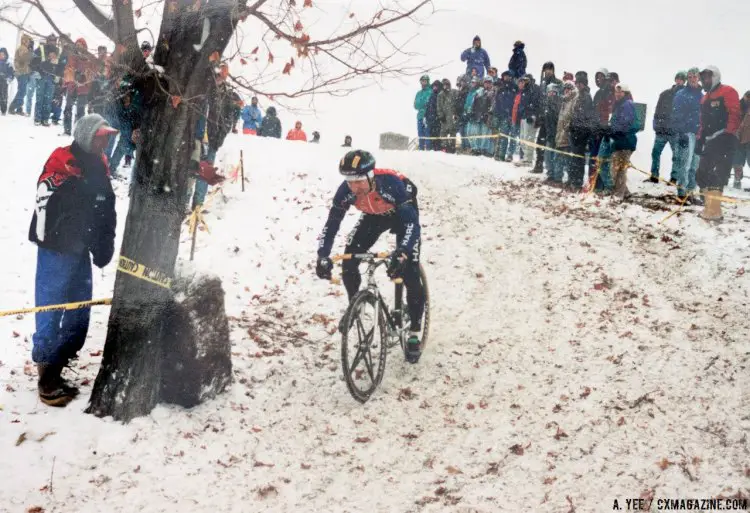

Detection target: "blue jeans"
[417, 117, 430, 150]
[10, 74, 29, 113]
[674, 133, 699, 196]
[110, 126, 135, 173]
[34, 76, 54, 123]
[651, 134, 678, 180]
[495, 117, 511, 159]
[32, 248, 92, 365]
[506, 123, 521, 159]
[191, 147, 217, 209]
[597, 138, 614, 190]
[26, 72, 39, 115]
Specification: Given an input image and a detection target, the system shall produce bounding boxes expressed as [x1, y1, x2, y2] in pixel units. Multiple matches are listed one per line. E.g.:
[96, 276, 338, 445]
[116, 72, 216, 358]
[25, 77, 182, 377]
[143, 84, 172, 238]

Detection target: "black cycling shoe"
[404, 334, 422, 364]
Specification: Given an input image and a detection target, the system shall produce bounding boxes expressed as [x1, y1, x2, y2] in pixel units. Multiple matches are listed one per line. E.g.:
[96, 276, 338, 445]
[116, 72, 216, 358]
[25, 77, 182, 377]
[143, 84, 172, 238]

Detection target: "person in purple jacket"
[460, 36, 491, 79]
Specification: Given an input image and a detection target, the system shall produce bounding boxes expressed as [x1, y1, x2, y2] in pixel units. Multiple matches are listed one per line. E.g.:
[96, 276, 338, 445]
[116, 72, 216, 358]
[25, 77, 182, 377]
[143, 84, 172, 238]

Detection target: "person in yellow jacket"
[9, 34, 33, 115]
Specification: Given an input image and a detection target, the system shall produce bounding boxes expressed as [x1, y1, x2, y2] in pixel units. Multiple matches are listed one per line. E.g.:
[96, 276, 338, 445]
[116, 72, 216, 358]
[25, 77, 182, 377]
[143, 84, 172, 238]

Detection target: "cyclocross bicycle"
[331, 252, 431, 403]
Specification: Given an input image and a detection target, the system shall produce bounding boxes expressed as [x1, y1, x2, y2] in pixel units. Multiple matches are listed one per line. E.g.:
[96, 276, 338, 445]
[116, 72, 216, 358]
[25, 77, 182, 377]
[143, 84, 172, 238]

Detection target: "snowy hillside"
[1, 116, 749, 512]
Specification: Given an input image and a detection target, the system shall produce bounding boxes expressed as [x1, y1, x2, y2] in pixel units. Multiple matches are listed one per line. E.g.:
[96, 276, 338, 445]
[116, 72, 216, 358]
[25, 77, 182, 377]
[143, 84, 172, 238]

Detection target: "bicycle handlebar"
[329, 251, 403, 285]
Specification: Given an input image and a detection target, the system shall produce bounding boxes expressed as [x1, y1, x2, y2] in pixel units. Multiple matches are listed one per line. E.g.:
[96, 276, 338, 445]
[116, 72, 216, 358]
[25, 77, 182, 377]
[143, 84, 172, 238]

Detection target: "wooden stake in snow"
[240, 150, 246, 192]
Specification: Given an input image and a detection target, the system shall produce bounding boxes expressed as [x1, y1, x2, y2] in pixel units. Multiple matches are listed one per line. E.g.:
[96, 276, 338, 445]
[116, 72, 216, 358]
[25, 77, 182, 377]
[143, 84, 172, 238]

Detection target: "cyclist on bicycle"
[315, 150, 425, 364]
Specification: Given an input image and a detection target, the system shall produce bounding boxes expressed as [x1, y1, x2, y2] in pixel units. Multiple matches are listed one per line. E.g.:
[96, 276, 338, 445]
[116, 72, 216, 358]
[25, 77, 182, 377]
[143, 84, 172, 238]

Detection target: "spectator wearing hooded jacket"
[28, 113, 118, 407]
[671, 68, 703, 201]
[590, 71, 619, 191]
[553, 81, 578, 184]
[511, 74, 540, 167]
[534, 62, 563, 173]
[466, 77, 494, 156]
[259, 106, 281, 138]
[287, 121, 308, 141]
[542, 83, 563, 182]
[493, 71, 517, 161]
[425, 80, 443, 152]
[733, 91, 750, 190]
[589, 69, 611, 183]
[605, 84, 638, 200]
[695, 66, 741, 222]
[10, 35, 33, 115]
[460, 36, 491, 79]
[62, 38, 93, 136]
[241, 96, 263, 134]
[648, 71, 686, 183]
[414, 74, 432, 150]
[568, 72, 596, 190]
[437, 78, 457, 153]
[508, 41, 526, 79]
[32, 34, 60, 126]
[454, 75, 471, 152]
[0, 47, 14, 115]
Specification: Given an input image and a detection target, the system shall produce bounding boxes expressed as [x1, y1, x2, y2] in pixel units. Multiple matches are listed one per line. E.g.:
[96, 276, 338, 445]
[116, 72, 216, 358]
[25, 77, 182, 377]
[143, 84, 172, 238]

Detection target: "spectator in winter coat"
[553, 82, 578, 184]
[732, 91, 750, 190]
[414, 74, 432, 150]
[0, 47, 14, 115]
[342, 135, 352, 147]
[188, 65, 237, 209]
[438, 78, 457, 153]
[542, 83, 563, 182]
[241, 96, 263, 134]
[107, 80, 142, 175]
[493, 71, 517, 161]
[287, 121, 308, 141]
[568, 72, 596, 189]
[88, 45, 112, 116]
[62, 38, 94, 136]
[508, 41, 527, 79]
[588, 69, 610, 182]
[425, 80, 443, 151]
[10, 35, 33, 115]
[455, 75, 471, 152]
[32, 34, 60, 126]
[649, 71, 686, 183]
[591, 71, 619, 191]
[512, 75, 540, 167]
[535, 62, 563, 173]
[463, 76, 482, 150]
[259, 106, 281, 138]
[460, 36, 491, 79]
[28, 113, 118, 407]
[695, 66, 741, 222]
[670, 68, 703, 201]
[606, 84, 638, 200]
[466, 77, 494, 156]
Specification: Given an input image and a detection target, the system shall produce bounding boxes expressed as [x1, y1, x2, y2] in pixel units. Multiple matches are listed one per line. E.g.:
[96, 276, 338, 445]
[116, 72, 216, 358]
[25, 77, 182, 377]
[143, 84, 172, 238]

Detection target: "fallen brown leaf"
[16, 432, 27, 446]
[445, 465, 462, 475]
[354, 437, 371, 443]
[657, 458, 673, 470]
[509, 444, 525, 455]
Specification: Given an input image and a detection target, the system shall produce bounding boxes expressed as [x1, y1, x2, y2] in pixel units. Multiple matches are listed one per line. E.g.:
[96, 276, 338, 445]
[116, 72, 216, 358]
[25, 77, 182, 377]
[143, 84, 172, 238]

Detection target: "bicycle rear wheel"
[340, 289, 388, 403]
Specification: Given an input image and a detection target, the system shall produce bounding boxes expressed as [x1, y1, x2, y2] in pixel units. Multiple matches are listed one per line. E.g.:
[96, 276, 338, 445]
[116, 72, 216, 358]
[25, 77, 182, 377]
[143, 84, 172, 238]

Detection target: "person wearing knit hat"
[414, 74, 432, 150]
[648, 71, 687, 183]
[568, 73, 595, 190]
[607, 83, 638, 200]
[535, 61, 562, 173]
[460, 35, 491, 79]
[27, 113, 118, 407]
[508, 40, 526, 78]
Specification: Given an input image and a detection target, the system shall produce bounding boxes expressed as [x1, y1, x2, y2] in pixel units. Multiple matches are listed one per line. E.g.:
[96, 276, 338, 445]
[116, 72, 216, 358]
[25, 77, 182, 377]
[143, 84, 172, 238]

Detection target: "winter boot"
[404, 333, 422, 364]
[37, 364, 76, 407]
[530, 160, 544, 174]
[699, 190, 723, 222]
[644, 176, 659, 184]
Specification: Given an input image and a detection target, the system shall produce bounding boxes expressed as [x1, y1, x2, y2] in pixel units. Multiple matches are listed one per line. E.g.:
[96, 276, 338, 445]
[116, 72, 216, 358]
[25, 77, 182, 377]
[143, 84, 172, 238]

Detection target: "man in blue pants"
[28, 114, 118, 406]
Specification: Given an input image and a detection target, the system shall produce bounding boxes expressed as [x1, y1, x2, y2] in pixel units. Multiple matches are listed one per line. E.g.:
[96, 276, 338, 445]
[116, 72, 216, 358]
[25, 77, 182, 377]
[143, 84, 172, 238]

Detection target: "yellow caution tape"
[117, 256, 172, 289]
[0, 298, 112, 318]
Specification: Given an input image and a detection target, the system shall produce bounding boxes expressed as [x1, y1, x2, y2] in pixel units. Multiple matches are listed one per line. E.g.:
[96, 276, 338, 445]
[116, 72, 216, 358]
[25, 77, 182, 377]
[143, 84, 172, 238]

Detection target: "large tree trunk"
[86, 0, 239, 421]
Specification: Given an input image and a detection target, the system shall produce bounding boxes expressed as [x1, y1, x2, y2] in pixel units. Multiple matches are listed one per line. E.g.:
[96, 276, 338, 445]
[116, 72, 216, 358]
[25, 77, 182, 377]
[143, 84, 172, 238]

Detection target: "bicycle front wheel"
[340, 289, 388, 403]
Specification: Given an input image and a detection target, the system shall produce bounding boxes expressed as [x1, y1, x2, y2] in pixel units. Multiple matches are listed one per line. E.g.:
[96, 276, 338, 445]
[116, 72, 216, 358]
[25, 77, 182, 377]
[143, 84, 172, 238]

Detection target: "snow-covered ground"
[1, 116, 749, 512]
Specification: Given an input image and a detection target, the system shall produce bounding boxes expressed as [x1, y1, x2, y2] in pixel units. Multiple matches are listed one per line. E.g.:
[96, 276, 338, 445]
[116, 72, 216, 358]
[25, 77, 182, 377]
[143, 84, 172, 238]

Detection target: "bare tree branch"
[71, 0, 115, 41]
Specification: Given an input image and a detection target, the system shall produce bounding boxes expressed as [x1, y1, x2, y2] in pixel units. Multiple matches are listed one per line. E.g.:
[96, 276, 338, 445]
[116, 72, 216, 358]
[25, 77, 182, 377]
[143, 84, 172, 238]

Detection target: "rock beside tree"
[161, 265, 232, 408]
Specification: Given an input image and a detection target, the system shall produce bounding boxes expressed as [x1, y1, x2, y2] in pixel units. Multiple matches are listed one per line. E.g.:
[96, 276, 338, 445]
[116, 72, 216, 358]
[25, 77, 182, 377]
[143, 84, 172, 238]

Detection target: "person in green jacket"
[414, 74, 432, 150]
[437, 78, 457, 153]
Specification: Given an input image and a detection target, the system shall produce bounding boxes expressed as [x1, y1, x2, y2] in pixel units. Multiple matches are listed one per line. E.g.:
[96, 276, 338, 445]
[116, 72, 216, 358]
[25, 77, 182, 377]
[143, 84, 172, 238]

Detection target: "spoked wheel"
[341, 289, 388, 403]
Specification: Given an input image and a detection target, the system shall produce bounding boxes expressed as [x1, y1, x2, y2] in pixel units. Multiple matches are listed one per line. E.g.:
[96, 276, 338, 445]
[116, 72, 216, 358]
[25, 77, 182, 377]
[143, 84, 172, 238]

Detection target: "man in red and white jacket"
[28, 113, 118, 406]
[695, 66, 741, 221]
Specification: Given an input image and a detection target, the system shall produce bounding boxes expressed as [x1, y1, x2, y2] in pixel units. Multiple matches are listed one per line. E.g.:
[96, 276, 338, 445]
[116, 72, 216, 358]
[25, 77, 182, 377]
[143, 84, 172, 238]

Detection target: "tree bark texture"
[87, 0, 240, 421]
